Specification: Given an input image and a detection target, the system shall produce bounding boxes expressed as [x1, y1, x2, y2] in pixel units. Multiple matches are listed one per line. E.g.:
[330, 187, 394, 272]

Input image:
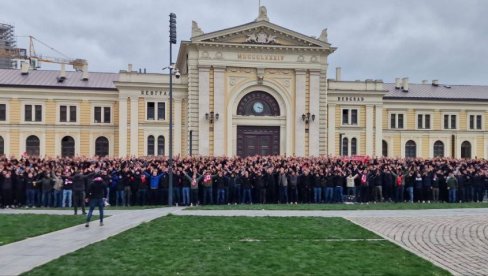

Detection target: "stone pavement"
[0, 207, 182, 276]
[349, 215, 488, 276]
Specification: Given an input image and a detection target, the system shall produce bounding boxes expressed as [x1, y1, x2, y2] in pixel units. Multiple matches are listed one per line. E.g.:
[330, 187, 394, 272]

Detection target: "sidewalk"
[0, 207, 182, 276]
[176, 207, 488, 218]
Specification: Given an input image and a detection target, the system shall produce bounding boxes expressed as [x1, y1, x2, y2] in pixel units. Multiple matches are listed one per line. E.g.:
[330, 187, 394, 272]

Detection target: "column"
[365, 105, 374, 156]
[327, 104, 336, 155]
[198, 66, 210, 155]
[118, 96, 128, 157]
[129, 96, 138, 156]
[374, 104, 383, 156]
[295, 69, 306, 156]
[174, 99, 182, 155]
[308, 71, 320, 156]
[213, 66, 225, 156]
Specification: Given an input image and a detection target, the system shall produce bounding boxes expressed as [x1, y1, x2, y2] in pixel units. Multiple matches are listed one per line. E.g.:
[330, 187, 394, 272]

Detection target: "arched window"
[61, 136, 75, 157]
[351, 138, 357, 155]
[26, 135, 40, 156]
[433, 141, 444, 158]
[405, 140, 416, 158]
[0, 136, 4, 155]
[382, 140, 388, 157]
[147, 135, 155, 156]
[157, 135, 165, 156]
[342, 137, 348, 156]
[95, 136, 109, 157]
[236, 91, 280, 116]
[461, 141, 471, 159]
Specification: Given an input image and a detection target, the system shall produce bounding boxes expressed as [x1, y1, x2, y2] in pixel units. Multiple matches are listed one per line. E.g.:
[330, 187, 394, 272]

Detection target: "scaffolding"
[0, 23, 18, 69]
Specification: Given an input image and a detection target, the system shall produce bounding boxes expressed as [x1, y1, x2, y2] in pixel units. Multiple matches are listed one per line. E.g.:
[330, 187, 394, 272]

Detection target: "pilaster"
[129, 96, 138, 156]
[213, 66, 225, 155]
[118, 96, 128, 157]
[198, 66, 210, 155]
[295, 69, 306, 156]
[308, 70, 320, 156]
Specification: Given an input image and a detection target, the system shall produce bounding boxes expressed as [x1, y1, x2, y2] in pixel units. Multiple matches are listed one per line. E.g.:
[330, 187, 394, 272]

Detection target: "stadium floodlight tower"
[167, 12, 177, 207]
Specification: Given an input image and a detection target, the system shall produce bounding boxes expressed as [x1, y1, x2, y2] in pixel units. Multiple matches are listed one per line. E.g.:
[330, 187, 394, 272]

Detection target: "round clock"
[253, 101, 264, 113]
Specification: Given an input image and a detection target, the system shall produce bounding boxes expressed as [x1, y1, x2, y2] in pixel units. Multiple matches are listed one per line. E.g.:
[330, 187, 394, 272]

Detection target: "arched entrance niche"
[227, 81, 292, 156]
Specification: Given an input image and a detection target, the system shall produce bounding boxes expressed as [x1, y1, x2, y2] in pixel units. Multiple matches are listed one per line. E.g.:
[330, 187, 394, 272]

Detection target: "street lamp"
[167, 12, 177, 207]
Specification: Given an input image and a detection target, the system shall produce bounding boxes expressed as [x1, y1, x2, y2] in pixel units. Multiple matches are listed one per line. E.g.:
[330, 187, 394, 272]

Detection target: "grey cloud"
[1, 0, 487, 84]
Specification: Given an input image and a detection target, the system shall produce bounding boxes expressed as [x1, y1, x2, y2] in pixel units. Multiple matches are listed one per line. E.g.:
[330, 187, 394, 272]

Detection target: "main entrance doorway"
[236, 126, 280, 157]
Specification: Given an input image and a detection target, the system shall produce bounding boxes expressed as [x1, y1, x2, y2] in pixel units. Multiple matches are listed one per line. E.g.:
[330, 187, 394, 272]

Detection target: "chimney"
[82, 64, 89, 81]
[20, 62, 30, 75]
[335, 67, 342, 81]
[58, 64, 67, 82]
[432, 80, 439, 86]
[128, 64, 133, 72]
[402, 77, 409, 92]
[394, 78, 401, 89]
[422, 80, 428, 84]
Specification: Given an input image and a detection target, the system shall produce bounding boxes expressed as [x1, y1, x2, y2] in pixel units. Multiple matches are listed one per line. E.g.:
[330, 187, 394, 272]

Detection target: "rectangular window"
[469, 114, 483, 130]
[417, 114, 431, 129]
[390, 113, 404, 129]
[94, 106, 111, 123]
[94, 107, 101, 123]
[25, 104, 42, 122]
[60, 106, 67, 122]
[351, 109, 358, 125]
[69, 106, 76, 122]
[443, 114, 457, 129]
[60, 105, 76, 122]
[0, 104, 6, 121]
[342, 109, 358, 126]
[34, 105, 42, 122]
[147, 102, 155, 120]
[157, 102, 165, 120]
[103, 107, 111, 123]
[25, 105, 32, 121]
[342, 109, 349, 125]
[35, 105, 42, 122]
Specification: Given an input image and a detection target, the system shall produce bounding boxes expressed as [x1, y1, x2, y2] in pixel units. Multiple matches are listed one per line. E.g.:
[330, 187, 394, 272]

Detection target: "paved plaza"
[1, 207, 488, 275]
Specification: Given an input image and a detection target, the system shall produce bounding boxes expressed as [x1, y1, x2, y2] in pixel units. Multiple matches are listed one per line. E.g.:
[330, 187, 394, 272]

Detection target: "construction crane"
[27, 35, 87, 71]
[0, 34, 87, 71]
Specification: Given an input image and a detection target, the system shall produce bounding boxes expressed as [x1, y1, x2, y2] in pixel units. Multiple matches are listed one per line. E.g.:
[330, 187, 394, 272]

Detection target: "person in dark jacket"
[85, 176, 107, 227]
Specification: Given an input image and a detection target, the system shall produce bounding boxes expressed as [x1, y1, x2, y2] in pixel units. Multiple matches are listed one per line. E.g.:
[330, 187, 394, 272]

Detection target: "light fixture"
[205, 111, 219, 124]
[301, 112, 315, 124]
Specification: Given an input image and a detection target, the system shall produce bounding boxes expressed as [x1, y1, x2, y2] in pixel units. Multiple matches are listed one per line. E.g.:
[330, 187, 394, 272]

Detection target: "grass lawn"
[0, 214, 90, 246]
[189, 202, 488, 211]
[25, 216, 448, 275]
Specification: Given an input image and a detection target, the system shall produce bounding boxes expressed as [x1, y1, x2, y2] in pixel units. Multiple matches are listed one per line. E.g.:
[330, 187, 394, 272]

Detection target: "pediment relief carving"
[200, 26, 323, 48]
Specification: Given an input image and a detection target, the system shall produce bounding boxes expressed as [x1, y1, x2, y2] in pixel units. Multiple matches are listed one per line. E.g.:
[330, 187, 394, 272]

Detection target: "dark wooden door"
[237, 126, 280, 157]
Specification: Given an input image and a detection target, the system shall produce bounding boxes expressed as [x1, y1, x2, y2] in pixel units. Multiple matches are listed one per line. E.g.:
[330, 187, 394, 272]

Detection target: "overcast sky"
[2, 0, 487, 84]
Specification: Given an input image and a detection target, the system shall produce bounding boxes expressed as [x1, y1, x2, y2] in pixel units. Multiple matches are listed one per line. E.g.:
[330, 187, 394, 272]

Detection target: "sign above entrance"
[237, 53, 284, 61]
[337, 96, 365, 102]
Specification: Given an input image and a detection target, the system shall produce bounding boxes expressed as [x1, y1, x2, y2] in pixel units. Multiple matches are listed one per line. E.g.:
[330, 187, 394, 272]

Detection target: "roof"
[0, 69, 119, 90]
[384, 83, 488, 101]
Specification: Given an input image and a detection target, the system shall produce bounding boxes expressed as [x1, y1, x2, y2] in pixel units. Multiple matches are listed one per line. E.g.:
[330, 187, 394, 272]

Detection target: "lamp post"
[168, 12, 177, 206]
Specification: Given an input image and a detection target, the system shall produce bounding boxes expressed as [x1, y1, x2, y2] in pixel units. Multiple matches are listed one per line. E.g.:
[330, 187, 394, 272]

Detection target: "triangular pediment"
[191, 21, 332, 49]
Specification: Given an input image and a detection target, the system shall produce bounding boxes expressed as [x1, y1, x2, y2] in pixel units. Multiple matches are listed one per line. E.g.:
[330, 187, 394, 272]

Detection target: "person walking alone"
[85, 176, 107, 227]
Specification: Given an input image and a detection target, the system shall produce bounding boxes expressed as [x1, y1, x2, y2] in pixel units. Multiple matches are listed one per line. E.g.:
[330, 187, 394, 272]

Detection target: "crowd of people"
[1, 155, 488, 211]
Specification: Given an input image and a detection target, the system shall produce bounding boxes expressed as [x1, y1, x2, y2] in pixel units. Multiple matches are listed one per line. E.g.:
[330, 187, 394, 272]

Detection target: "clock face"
[253, 102, 264, 113]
